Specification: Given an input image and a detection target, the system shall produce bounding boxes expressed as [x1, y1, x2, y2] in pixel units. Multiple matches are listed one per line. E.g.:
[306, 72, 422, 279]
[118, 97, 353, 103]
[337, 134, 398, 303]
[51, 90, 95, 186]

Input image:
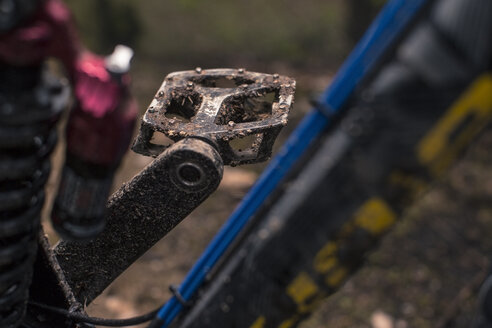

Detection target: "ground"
[301, 129, 492, 328]
[42, 71, 492, 328]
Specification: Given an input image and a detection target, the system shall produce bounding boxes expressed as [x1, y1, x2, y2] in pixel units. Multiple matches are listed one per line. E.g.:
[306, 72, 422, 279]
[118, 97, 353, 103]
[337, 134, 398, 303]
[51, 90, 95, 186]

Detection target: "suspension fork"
[0, 64, 69, 328]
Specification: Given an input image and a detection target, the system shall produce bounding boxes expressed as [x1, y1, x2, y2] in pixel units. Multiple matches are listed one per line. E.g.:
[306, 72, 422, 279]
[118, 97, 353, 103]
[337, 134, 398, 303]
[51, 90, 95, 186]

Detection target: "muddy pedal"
[132, 68, 296, 166]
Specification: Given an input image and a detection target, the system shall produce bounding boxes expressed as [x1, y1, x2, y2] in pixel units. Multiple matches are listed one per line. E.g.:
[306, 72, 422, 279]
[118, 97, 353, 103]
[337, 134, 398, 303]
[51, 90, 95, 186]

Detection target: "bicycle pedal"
[132, 68, 295, 166]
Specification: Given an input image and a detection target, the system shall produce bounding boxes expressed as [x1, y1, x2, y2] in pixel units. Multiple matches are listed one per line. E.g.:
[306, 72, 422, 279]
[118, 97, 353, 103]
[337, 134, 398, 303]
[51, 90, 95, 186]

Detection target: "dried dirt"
[42, 72, 492, 327]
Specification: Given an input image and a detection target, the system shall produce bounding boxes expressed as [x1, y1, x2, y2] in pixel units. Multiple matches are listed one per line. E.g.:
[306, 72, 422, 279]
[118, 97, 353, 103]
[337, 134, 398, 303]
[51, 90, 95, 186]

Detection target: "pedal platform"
[132, 68, 295, 166]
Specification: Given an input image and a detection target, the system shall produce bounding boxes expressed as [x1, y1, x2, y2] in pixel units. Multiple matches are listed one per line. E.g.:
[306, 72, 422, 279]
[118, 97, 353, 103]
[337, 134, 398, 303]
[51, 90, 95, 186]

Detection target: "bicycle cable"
[28, 301, 162, 327]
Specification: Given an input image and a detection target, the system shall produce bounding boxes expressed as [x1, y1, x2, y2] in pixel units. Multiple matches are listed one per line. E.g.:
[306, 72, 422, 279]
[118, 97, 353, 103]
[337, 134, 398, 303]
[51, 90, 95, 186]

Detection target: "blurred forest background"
[64, 0, 384, 109]
[65, 0, 384, 67]
[53, 1, 492, 327]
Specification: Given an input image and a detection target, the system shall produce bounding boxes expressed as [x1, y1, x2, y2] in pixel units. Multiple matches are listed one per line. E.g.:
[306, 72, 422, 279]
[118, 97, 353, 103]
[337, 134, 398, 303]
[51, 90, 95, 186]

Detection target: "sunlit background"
[45, 1, 492, 327]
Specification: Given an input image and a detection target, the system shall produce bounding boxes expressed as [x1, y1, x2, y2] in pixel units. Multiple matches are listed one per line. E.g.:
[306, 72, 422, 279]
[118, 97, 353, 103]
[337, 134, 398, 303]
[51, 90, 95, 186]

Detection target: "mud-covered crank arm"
[29, 69, 294, 320]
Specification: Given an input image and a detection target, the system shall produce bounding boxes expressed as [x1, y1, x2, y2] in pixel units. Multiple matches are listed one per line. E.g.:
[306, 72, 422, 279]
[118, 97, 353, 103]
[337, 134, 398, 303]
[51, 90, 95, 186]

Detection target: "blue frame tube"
[154, 0, 430, 326]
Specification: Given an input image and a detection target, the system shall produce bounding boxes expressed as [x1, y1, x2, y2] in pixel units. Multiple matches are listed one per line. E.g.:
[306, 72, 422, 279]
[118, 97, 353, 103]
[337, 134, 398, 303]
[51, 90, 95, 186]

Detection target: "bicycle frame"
[22, 0, 492, 327]
[150, 0, 431, 326]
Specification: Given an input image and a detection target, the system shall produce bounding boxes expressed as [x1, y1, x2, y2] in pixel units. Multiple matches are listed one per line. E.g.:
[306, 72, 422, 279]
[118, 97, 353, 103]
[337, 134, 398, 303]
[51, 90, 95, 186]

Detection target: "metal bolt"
[33, 136, 43, 147]
[0, 103, 13, 115]
[238, 68, 245, 74]
[273, 73, 279, 79]
[221, 303, 230, 313]
[36, 314, 47, 322]
[228, 121, 235, 128]
[158, 91, 164, 97]
[195, 67, 202, 74]
[346, 122, 363, 137]
[148, 107, 156, 113]
[0, 0, 15, 15]
[186, 81, 194, 89]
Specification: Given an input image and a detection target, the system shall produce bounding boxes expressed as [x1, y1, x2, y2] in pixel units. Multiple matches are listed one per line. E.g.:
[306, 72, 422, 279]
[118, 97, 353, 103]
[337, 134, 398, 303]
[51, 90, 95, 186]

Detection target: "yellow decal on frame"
[417, 74, 492, 176]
